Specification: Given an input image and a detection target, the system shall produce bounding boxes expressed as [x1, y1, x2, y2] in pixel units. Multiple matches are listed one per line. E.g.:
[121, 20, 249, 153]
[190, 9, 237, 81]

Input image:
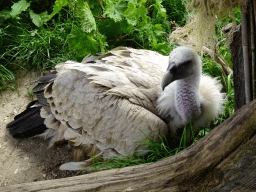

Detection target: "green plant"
[0, 0, 187, 91]
[46, 0, 187, 56]
[0, 0, 78, 93]
[25, 87, 35, 99]
[89, 125, 196, 172]
[2, 21, 77, 71]
[221, 73, 234, 119]
[88, 132, 173, 172]
[0, 64, 16, 92]
[1, 0, 185, 57]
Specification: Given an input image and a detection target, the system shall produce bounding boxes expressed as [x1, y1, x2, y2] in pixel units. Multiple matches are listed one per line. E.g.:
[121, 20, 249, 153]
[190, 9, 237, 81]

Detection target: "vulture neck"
[175, 74, 201, 125]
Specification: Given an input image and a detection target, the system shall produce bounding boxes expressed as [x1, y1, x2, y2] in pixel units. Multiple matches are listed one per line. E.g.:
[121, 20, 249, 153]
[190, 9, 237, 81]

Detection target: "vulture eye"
[167, 62, 177, 74]
[183, 61, 191, 67]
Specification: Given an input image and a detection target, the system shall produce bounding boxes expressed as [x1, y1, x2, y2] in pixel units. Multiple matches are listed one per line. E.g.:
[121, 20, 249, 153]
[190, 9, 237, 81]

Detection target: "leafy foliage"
[104, 0, 127, 22]
[67, 27, 103, 56]
[1, 0, 50, 28]
[48, 0, 70, 20]
[0, 0, 187, 92]
[47, 0, 185, 56]
[78, 1, 97, 32]
[10, 0, 31, 18]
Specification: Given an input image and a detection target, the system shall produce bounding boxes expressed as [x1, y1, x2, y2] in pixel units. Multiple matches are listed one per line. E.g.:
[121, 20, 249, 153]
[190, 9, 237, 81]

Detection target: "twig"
[202, 46, 233, 76]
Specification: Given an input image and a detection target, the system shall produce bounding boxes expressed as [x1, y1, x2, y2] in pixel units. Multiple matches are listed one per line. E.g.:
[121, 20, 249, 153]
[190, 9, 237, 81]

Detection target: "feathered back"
[41, 47, 169, 157]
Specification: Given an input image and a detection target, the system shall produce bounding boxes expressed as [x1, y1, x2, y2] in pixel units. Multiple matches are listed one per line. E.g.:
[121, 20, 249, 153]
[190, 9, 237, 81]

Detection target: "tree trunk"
[1, 99, 256, 192]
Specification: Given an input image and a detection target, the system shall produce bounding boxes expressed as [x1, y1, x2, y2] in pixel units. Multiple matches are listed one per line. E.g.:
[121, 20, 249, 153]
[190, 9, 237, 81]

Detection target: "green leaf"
[153, 24, 164, 36]
[135, 21, 165, 48]
[30, 29, 38, 36]
[123, 3, 147, 26]
[10, 0, 31, 18]
[40, 11, 49, 23]
[120, 19, 134, 34]
[137, 23, 157, 42]
[123, 3, 137, 25]
[29, 10, 42, 27]
[0, 10, 11, 20]
[154, 0, 166, 17]
[104, 0, 127, 22]
[137, 5, 147, 20]
[97, 33, 108, 55]
[67, 27, 100, 56]
[0, 65, 15, 85]
[98, 19, 122, 40]
[151, 41, 171, 55]
[48, 0, 69, 20]
[78, 1, 96, 32]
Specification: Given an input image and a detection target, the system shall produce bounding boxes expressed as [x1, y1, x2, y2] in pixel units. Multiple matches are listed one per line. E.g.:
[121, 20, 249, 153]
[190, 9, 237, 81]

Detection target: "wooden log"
[241, 3, 252, 104]
[1, 99, 256, 192]
[228, 24, 246, 111]
[251, 0, 256, 100]
[192, 133, 256, 191]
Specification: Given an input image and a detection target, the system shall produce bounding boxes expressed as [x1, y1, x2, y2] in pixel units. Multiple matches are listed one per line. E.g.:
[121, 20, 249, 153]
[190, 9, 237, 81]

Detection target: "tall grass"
[87, 123, 196, 172]
[1, 18, 77, 74]
[0, 0, 78, 92]
[88, 132, 175, 172]
[0, 65, 16, 92]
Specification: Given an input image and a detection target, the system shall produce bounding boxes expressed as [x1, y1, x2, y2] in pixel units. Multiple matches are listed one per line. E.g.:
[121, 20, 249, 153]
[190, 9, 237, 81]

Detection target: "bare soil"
[0, 72, 84, 187]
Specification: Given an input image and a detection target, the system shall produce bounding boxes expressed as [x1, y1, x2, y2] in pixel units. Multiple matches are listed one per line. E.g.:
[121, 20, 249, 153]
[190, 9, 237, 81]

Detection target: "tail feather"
[6, 100, 48, 138]
[7, 71, 58, 138]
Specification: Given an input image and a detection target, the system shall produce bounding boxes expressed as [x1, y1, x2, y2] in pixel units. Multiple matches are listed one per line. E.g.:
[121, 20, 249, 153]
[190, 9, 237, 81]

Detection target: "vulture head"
[161, 46, 201, 91]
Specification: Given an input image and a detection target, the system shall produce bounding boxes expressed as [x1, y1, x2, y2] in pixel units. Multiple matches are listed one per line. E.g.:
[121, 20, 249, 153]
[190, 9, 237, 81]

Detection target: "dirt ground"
[0, 72, 84, 187]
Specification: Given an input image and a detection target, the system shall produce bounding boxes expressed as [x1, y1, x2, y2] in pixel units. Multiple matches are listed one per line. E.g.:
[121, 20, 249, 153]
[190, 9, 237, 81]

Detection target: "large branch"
[1, 99, 256, 192]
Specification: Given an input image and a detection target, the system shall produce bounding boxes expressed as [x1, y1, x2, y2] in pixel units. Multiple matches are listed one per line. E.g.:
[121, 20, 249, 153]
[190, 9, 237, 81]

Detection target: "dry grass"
[170, 0, 245, 52]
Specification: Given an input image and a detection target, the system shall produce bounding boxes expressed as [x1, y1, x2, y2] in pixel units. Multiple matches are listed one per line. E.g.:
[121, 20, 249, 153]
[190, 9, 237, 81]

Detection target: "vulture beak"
[161, 72, 174, 90]
[161, 62, 177, 90]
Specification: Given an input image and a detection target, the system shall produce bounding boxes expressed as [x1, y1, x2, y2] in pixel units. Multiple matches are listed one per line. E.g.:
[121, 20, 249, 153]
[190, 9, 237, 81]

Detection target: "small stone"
[14, 168, 19, 174]
[124, 187, 133, 191]
[3, 117, 8, 123]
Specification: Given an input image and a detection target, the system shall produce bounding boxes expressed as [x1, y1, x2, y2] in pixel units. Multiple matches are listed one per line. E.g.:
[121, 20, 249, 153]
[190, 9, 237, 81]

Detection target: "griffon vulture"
[7, 46, 225, 170]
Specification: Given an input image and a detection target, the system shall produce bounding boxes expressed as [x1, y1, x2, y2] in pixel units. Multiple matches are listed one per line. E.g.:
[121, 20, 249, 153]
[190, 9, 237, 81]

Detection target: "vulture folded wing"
[43, 49, 169, 157]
